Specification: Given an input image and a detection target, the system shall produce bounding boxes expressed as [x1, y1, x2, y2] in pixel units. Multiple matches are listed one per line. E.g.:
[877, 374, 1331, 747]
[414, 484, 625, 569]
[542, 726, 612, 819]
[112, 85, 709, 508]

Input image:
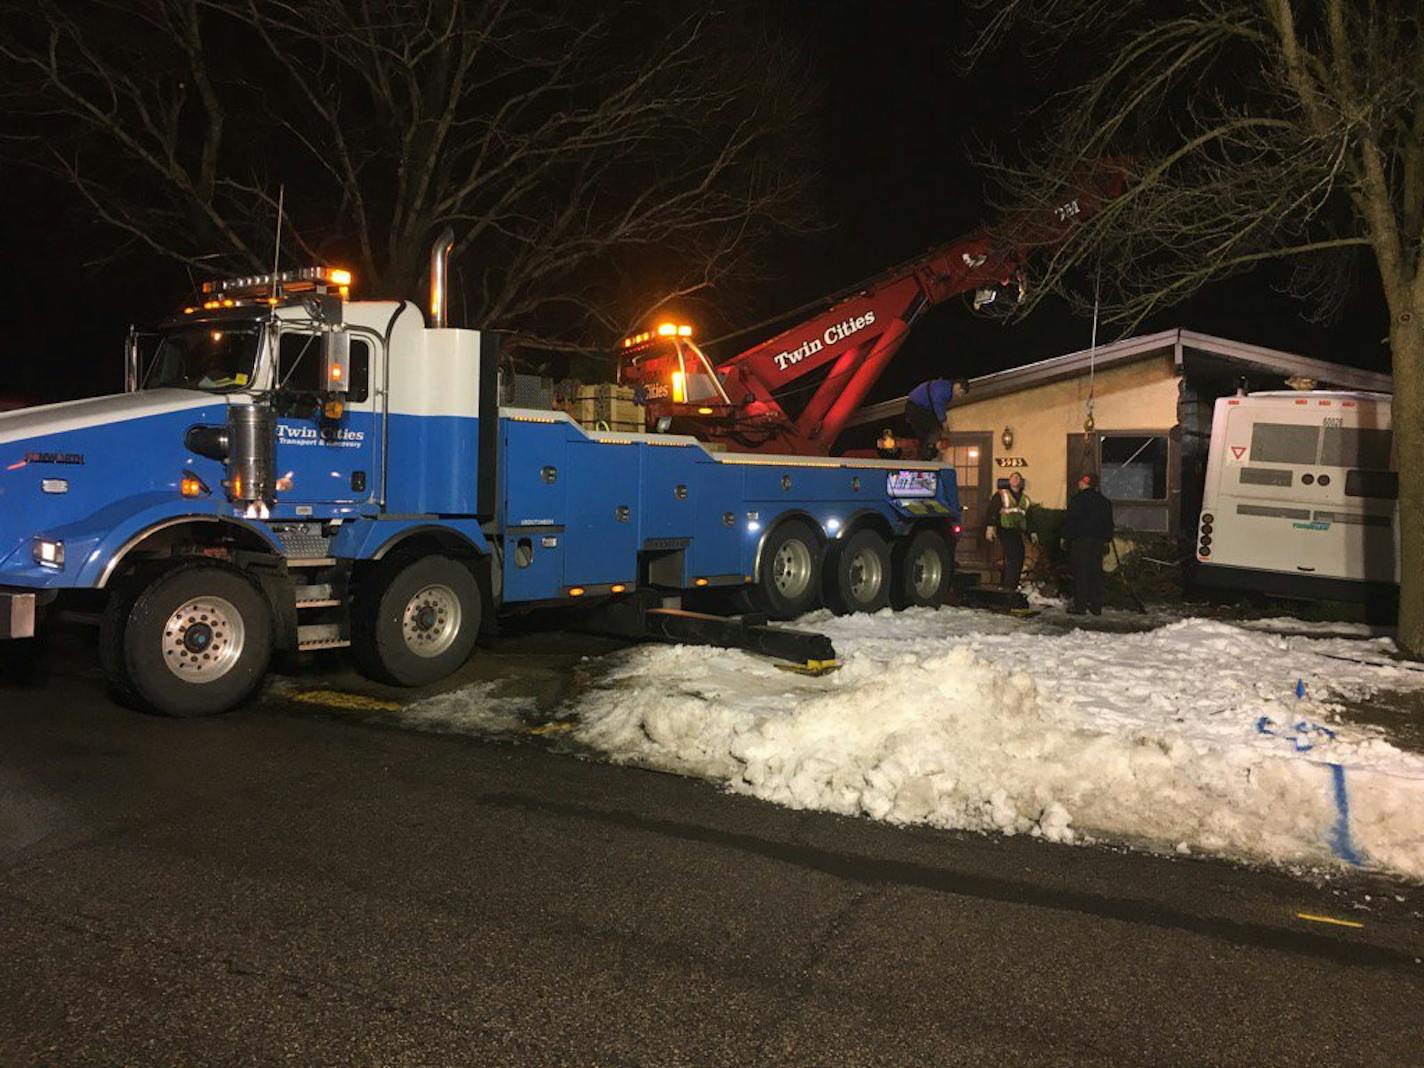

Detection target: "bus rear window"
[1345, 470, 1399, 500]
[1249, 422, 1318, 464]
[1320, 426, 1392, 469]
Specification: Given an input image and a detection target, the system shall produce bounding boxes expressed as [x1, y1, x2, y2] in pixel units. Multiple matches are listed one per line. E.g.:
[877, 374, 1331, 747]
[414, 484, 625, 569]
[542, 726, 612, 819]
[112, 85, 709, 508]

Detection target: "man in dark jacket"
[1062, 473, 1114, 615]
[905, 378, 966, 459]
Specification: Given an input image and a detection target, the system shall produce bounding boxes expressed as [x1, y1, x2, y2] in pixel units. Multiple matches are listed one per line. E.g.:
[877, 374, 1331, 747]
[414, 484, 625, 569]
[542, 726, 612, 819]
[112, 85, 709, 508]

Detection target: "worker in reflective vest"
[985, 471, 1031, 590]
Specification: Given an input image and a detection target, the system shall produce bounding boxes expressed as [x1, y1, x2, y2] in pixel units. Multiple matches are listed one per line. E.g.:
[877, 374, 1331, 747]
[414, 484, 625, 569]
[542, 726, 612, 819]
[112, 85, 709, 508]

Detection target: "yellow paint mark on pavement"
[288, 689, 403, 713]
[1296, 912, 1365, 929]
[528, 720, 576, 736]
[774, 659, 840, 676]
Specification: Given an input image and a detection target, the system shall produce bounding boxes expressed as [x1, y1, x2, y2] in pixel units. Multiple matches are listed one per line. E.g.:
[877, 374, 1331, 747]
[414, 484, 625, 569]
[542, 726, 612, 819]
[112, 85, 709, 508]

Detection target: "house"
[848, 329, 1392, 568]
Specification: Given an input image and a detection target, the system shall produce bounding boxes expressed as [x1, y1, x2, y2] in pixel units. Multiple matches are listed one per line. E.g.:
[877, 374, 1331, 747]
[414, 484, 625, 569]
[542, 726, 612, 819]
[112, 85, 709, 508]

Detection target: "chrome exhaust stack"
[429, 227, 455, 328]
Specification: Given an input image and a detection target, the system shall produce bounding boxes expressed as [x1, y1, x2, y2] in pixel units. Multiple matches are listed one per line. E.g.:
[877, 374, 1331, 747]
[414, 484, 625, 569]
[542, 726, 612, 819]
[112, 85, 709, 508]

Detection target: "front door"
[271, 330, 379, 507]
[942, 432, 993, 571]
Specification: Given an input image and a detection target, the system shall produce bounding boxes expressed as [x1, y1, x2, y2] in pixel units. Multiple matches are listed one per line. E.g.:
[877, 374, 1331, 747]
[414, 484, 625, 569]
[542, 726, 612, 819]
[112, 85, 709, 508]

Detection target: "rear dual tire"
[890, 528, 953, 610]
[749, 521, 953, 619]
[826, 529, 892, 615]
[746, 519, 824, 620]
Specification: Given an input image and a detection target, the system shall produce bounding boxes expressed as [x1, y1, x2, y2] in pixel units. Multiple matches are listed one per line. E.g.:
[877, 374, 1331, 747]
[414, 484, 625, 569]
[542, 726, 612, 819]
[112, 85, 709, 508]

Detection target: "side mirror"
[125, 326, 140, 393]
[322, 328, 350, 395]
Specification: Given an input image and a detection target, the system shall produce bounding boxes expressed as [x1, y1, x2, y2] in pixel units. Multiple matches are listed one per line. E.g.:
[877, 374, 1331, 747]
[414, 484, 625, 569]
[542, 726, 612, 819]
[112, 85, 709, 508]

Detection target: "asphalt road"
[2, 629, 1423, 1067]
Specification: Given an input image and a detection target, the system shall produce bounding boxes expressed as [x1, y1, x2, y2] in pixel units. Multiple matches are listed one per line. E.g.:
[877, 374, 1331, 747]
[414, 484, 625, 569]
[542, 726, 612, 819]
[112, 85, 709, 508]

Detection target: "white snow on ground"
[559, 608, 1424, 879]
[401, 682, 535, 736]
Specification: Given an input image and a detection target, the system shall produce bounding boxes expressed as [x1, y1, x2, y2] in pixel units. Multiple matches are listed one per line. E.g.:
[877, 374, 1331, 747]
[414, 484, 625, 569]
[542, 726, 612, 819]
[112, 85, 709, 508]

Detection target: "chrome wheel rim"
[847, 546, 885, 605]
[162, 595, 246, 683]
[911, 546, 944, 600]
[402, 584, 461, 658]
[772, 539, 814, 600]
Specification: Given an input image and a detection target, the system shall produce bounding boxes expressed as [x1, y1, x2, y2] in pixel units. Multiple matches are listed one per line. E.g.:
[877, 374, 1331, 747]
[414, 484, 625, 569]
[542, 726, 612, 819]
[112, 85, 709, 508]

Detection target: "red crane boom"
[618, 168, 1121, 455]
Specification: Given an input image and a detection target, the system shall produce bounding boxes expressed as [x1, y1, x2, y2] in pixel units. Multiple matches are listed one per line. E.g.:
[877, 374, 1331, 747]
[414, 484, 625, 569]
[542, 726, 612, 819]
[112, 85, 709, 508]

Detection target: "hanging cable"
[1085, 262, 1100, 435]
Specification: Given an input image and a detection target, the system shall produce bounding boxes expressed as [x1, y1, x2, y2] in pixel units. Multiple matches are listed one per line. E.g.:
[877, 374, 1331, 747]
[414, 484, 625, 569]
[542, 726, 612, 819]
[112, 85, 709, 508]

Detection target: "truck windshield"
[142, 323, 262, 393]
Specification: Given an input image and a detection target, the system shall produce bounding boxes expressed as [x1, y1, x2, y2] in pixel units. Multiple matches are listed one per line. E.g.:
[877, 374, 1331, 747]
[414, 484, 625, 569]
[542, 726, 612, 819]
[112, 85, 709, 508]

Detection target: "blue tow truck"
[0, 243, 960, 715]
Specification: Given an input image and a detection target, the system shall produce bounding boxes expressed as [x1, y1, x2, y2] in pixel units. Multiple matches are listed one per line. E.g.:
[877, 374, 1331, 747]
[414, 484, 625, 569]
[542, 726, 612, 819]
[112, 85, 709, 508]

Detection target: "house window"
[1075, 431, 1173, 533]
[1100, 434, 1169, 501]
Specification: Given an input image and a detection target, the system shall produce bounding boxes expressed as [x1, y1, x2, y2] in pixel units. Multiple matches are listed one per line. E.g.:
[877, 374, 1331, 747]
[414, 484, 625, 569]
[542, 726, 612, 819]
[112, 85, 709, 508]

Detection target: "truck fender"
[33, 496, 283, 589]
[330, 518, 491, 562]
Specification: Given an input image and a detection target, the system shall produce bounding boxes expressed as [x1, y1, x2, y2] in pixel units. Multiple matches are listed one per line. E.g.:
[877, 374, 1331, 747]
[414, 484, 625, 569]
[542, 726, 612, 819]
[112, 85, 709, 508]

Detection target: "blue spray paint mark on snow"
[1327, 763, 1363, 866]
[1254, 716, 1363, 866]
[1255, 715, 1334, 752]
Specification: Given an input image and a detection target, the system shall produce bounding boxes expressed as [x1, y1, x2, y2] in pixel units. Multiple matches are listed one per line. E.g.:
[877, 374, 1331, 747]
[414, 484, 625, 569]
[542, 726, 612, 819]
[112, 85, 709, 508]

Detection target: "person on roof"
[905, 378, 966, 460]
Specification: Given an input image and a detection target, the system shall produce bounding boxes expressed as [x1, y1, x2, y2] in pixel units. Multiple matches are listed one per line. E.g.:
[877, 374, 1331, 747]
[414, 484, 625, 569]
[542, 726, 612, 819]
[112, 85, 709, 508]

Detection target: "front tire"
[891, 528, 953, 610]
[105, 562, 273, 717]
[352, 553, 482, 686]
[828, 528, 892, 614]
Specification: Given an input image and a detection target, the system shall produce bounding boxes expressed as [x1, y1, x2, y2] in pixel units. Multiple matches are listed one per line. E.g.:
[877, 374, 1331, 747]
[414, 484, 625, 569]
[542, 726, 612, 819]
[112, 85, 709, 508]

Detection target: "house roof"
[844, 328, 1393, 429]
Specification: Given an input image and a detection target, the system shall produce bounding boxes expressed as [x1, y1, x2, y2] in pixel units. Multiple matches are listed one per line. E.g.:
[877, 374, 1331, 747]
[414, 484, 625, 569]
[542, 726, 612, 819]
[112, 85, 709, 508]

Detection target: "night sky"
[0, 1, 1392, 406]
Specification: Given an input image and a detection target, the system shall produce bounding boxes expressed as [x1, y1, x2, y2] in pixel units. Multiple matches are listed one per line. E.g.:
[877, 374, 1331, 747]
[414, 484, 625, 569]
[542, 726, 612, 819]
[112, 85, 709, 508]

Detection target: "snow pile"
[567, 609, 1424, 878]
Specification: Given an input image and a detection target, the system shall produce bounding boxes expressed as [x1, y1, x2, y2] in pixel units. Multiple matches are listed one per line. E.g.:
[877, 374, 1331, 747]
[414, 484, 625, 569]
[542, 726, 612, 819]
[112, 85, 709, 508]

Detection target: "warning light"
[657, 323, 677, 336]
[200, 266, 355, 299]
[180, 473, 206, 498]
[677, 324, 693, 336]
[329, 364, 343, 382]
[671, 371, 686, 404]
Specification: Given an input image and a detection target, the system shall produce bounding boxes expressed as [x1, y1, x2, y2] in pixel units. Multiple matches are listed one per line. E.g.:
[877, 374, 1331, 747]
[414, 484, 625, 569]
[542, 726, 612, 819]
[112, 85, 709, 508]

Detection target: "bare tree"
[965, 0, 1424, 656]
[0, 0, 818, 357]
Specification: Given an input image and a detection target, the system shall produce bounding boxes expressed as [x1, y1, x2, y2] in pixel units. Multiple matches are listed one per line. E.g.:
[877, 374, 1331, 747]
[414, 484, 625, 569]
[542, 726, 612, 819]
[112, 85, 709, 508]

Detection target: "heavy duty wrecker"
[618, 170, 1121, 456]
[0, 241, 960, 716]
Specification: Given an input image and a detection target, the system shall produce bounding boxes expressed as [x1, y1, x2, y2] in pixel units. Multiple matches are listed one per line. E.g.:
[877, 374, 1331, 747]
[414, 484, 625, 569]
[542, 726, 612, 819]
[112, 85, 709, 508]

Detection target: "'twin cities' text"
[277, 423, 366, 448]
[770, 311, 877, 372]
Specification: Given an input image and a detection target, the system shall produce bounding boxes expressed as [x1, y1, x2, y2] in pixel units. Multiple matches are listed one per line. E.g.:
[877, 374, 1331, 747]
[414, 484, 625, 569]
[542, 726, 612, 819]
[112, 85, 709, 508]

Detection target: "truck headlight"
[32, 537, 64, 569]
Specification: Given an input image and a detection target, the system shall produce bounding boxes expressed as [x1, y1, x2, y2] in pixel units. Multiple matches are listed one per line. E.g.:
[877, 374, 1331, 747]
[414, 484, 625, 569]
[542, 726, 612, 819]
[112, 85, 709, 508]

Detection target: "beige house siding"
[943, 355, 1181, 509]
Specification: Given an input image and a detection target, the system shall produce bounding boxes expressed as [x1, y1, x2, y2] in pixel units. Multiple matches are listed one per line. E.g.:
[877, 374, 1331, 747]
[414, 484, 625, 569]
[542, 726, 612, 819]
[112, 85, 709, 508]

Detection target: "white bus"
[1194, 390, 1398, 607]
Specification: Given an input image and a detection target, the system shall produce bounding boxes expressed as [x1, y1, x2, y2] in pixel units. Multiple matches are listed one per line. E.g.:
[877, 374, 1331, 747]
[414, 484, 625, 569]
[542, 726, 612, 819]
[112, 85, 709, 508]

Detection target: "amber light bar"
[201, 267, 353, 298]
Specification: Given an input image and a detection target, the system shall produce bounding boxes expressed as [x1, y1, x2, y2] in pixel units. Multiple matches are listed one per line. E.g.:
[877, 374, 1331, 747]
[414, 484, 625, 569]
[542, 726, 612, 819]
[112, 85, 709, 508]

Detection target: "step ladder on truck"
[0, 239, 960, 716]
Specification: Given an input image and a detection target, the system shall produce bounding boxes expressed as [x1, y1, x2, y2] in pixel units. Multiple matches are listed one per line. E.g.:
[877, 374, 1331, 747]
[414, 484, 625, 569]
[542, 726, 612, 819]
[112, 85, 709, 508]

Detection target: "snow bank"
[565, 609, 1424, 879]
